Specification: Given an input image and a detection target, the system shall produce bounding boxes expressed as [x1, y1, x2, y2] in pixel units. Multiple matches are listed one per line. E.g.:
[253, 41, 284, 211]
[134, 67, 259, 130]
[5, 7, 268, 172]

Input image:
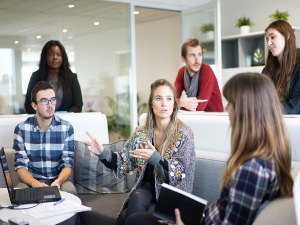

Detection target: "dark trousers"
[116, 186, 157, 225]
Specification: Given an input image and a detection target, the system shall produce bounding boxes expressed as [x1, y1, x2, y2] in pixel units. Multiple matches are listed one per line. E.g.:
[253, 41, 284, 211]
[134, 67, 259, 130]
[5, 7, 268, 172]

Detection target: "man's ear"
[181, 56, 186, 64]
[31, 102, 37, 111]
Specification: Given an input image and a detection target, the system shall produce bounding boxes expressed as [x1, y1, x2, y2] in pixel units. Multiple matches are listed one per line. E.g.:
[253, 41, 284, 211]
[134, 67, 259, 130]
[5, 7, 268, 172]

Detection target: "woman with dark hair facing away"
[168, 73, 294, 225]
[25, 40, 83, 113]
[83, 79, 196, 225]
[263, 20, 300, 114]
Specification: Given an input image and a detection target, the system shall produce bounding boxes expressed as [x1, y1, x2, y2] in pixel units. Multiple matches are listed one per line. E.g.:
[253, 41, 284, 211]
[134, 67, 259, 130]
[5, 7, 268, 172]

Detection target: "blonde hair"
[142, 79, 180, 157]
[222, 73, 293, 196]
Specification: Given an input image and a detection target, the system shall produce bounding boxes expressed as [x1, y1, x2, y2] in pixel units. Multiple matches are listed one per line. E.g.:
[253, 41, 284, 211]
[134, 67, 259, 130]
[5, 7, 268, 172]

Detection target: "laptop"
[0, 147, 61, 205]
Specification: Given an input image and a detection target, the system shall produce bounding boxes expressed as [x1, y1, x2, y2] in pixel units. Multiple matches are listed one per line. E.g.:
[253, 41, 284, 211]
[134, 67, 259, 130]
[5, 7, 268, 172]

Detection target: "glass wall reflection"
[0, 0, 132, 142]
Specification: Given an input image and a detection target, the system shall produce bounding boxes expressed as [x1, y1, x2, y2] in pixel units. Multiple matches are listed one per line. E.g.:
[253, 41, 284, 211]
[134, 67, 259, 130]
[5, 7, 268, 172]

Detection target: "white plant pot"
[240, 25, 250, 35]
[206, 31, 214, 40]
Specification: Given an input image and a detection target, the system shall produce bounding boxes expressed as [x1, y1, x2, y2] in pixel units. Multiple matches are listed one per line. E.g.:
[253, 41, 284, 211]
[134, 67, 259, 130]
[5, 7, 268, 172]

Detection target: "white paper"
[19, 200, 91, 219]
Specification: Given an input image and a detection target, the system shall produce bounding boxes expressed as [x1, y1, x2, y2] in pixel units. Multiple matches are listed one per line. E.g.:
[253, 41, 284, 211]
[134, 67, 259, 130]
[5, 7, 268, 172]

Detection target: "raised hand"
[129, 140, 156, 161]
[82, 131, 104, 156]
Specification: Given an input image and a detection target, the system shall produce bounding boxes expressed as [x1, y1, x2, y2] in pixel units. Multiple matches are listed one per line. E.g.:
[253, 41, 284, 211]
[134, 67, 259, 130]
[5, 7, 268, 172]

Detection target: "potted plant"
[269, 10, 289, 21]
[200, 23, 214, 39]
[235, 16, 254, 35]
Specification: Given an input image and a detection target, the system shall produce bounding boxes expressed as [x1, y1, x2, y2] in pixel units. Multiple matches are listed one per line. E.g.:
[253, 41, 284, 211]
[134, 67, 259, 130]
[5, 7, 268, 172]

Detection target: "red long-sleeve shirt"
[174, 64, 223, 112]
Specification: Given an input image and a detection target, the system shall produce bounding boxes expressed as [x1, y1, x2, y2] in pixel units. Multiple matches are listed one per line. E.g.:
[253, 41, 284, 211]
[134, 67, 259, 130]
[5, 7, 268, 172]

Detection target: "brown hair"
[144, 79, 179, 157]
[264, 20, 298, 101]
[31, 81, 55, 104]
[181, 38, 203, 59]
[222, 73, 293, 196]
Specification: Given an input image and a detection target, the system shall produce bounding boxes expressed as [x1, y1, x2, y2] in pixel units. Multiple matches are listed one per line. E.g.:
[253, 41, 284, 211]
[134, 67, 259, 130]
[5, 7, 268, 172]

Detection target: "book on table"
[153, 183, 207, 225]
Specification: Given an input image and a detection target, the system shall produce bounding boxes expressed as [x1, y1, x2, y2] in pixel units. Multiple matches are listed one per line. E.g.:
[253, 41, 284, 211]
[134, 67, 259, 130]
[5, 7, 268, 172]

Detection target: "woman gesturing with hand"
[83, 79, 195, 225]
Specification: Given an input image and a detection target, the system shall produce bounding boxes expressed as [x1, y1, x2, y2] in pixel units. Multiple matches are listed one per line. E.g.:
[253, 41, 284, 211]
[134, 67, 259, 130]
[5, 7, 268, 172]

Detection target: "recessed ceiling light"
[14, 41, 19, 44]
[68, 5, 74, 8]
[94, 22, 100, 25]
[27, 48, 31, 51]
[36, 35, 41, 39]
[66, 49, 68, 53]
[134, 11, 139, 15]
[62, 29, 68, 33]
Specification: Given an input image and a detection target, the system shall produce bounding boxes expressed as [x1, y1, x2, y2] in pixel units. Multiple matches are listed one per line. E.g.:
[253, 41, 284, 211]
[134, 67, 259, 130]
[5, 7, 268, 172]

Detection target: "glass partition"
[0, 0, 132, 142]
[181, 7, 216, 71]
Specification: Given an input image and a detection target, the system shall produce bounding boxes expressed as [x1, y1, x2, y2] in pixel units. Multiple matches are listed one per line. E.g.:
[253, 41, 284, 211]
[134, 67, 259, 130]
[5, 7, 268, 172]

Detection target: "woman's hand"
[82, 131, 104, 156]
[130, 140, 156, 161]
[168, 208, 184, 225]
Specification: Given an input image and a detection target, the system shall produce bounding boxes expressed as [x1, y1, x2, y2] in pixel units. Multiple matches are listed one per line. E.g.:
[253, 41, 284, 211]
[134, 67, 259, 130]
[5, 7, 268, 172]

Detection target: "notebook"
[153, 183, 207, 225]
[0, 147, 61, 205]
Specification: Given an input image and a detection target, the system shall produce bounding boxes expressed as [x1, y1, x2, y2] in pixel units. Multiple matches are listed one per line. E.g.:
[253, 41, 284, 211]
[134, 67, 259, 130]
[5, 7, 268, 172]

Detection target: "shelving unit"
[221, 27, 300, 69]
[221, 31, 267, 69]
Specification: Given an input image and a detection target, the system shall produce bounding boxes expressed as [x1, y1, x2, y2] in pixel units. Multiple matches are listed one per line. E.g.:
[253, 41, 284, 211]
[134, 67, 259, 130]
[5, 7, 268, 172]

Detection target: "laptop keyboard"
[19, 188, 41, 200]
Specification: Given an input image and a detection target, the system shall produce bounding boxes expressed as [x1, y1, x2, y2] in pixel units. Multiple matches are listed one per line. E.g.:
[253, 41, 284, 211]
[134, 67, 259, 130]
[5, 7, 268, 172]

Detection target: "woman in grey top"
[83, 79, 195, 225]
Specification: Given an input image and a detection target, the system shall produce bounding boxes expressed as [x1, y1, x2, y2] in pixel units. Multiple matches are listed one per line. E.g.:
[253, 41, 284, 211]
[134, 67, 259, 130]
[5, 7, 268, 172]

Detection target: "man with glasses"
[13, 81, 76, 195]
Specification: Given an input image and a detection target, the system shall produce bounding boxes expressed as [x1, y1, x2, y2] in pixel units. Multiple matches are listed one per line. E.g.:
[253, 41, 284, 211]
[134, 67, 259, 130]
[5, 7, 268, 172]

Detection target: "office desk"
[0, 189, 81, 225]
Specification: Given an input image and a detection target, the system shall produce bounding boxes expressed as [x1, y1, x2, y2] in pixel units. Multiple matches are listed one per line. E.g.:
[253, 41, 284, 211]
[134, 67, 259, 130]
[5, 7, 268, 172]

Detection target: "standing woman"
[83, 79, 195, 225]
[171, 73, 294, 225]
[263, 20, 300, 114]
[25, 40, 83, 113]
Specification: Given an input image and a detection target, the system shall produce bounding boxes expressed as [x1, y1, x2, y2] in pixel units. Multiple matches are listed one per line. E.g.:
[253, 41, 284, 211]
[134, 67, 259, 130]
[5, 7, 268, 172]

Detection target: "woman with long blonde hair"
[83, 79, 195, 225]
[171, 73, 293, 225]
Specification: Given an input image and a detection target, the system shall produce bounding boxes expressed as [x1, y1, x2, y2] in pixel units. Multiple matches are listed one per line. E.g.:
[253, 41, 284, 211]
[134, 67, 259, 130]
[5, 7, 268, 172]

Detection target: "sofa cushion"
[74, 141, 127, 194]
[253, 197, 296, 225]
[79, 193, 128, 225]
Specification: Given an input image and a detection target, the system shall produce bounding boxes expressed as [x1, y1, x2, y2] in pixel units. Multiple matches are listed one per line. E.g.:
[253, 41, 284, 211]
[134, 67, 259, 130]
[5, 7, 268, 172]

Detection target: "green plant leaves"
[269, 10, 289, 21]
[200, 23, 214, 33]
[235, 16, 254, 28]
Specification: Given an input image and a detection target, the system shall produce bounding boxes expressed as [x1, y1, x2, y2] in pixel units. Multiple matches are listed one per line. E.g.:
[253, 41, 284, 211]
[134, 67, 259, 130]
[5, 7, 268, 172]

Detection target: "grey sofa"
[2, 149, 299, 225]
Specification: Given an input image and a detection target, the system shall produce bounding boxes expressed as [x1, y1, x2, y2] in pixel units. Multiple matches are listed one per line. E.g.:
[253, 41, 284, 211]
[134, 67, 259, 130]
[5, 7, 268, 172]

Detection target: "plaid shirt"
[13, 115, 74, 180]
[204, 158, 280, 225]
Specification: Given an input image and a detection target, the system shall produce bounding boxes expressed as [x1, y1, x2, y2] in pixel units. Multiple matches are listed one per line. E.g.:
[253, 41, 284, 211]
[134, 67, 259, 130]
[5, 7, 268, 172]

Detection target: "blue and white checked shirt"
[13, 115, 74, 180]
[204, 158, 280, 225]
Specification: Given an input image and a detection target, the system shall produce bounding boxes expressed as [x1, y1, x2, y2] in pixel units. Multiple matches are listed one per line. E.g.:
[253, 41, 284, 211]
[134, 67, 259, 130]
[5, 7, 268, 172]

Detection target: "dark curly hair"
[38, 40, 72, 90]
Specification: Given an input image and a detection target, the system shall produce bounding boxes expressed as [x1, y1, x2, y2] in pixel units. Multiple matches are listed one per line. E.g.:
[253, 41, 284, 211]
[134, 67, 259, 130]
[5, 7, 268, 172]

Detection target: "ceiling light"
[36, 35, 41, 39]
[94, 22, 100, 25]
[14, 41, 19, 44]
[134, 11, 139, 15]
[27, 48, 31, 51]
[62, 29, 68, 33]
[66, 49, 68, 53]
[68, 5, 74, 8]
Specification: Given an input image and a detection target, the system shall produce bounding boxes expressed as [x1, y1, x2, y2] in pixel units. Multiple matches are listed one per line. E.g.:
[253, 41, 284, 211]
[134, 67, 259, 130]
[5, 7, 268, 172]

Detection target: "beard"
[188, 63, 201, 73]
[37, 108, 55, 120]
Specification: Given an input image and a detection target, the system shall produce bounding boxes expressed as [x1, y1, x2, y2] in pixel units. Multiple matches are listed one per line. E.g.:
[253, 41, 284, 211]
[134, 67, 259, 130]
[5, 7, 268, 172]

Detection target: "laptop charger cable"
[0, 202, 41, 210]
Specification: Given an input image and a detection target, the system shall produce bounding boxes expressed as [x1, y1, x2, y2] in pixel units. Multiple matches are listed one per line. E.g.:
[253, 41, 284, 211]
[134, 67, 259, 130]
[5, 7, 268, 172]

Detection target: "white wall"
[135, 15, 181, 105]
[74, 26, 130, 114]
[221, 0, 300, 37]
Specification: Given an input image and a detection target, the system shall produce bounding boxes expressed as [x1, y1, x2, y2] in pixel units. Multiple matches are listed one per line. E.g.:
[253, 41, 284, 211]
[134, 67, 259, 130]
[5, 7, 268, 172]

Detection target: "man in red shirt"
[174, 39, 223, 112]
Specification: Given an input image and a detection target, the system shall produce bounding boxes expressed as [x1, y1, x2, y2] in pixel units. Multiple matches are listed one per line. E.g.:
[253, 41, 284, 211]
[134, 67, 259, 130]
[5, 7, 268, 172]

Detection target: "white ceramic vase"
[240, 25, 250, 35]
[206, 31, 214, 39]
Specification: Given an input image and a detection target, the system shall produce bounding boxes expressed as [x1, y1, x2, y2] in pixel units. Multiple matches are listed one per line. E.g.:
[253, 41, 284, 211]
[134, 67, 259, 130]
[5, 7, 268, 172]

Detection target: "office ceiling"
[0, 0, 180, 50]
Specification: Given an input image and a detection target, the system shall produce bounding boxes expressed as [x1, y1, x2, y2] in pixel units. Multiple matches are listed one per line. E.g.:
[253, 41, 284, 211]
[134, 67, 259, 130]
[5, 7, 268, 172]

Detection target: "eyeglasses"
[37, 98, 57, 105]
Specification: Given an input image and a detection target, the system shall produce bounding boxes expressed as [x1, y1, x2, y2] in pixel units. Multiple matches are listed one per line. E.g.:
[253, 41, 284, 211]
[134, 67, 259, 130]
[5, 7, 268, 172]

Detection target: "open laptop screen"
[0, 147, 14, 201]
